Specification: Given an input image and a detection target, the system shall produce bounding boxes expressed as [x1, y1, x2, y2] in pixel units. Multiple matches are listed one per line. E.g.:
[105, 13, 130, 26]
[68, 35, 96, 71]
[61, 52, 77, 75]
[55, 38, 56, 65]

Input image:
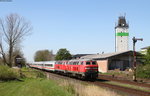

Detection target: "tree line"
[34, 48, 72, 61]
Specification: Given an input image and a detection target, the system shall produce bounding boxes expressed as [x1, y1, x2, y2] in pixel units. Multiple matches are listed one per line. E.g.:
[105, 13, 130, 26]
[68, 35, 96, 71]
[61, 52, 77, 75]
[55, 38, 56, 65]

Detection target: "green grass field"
[0, 78, 73, 96]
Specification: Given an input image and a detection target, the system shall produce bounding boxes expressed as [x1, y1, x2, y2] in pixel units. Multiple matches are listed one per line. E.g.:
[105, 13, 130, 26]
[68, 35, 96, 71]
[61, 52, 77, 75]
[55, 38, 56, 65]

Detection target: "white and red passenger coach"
[29, 61, 55, 71]
[28, 59, 98, 80]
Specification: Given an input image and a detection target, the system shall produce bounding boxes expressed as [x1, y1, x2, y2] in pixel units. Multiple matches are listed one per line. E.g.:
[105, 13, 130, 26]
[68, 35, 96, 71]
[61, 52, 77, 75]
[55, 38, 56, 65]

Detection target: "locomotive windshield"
[86, 62, 90, 65]
[92, 61, 96, 65]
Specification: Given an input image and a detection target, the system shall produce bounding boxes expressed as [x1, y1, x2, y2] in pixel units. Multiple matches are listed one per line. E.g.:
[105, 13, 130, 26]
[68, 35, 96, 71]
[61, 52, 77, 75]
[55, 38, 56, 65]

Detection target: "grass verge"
[0, 67, 73, 96]
[57, 79, 122, 96]
[0, 78, 73, 96]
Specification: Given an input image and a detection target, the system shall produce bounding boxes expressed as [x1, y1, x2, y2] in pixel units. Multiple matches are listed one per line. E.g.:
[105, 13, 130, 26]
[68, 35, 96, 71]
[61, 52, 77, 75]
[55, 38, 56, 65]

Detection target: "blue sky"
[0, 0, 150, 62]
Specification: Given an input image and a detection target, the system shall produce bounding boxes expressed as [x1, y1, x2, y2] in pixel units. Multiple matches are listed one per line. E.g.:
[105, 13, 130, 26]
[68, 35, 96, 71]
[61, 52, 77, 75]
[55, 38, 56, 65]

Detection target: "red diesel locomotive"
[29, 59, 98, 80]
[55, 59, 98, 79]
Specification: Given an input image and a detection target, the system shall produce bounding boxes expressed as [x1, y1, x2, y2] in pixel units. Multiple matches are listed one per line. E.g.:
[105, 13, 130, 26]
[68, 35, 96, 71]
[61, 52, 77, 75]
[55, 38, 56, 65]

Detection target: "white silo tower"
[115, 16, 129, 52]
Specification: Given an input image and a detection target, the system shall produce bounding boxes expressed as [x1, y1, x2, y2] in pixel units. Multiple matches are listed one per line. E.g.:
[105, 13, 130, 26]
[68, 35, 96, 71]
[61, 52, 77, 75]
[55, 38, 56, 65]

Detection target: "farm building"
[81, 50, 141, 73]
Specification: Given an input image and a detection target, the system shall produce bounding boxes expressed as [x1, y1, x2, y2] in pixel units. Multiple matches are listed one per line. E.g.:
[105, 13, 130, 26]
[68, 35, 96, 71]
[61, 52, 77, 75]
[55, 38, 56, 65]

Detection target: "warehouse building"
[81, 51, 135, 73]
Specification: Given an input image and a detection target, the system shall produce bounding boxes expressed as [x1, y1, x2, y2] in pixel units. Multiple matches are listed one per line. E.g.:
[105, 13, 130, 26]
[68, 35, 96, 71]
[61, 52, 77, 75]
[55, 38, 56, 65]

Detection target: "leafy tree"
[55, 48, 72, 60]
[137, 47, 150, 79]
[34, 50, 53, 61]
[0, 13, 32, 67]
[144, 47, 150, 65]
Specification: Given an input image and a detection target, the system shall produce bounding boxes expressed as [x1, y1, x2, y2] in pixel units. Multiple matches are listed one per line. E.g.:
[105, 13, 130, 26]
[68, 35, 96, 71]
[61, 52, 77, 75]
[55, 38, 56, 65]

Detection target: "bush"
[36, 71, 46, 78]
[137, 64, 150, 79]
[21, 67, 46, 78]
[0, 65, 19, 81]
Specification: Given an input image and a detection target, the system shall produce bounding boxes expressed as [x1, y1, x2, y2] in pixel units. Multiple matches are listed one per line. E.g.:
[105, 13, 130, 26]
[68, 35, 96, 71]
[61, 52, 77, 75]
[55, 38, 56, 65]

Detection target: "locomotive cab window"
[86, 62, 90, 65]
[92, 62, 96, 65]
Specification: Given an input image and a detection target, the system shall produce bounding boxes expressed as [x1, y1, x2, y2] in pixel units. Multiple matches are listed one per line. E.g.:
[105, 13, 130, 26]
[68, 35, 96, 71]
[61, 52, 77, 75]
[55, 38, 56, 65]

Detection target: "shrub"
[36, 71, 46, 78]
[0, 65, 19, 81]
[137, 64, 150, 79]
[137, 47, 150, 79]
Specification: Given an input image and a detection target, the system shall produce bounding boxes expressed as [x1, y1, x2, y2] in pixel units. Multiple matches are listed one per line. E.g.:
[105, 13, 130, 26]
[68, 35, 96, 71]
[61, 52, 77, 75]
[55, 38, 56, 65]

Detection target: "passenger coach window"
[45, 64, 53, 67]
[92, 62, 96, 65]
[86, 62, 90, 65]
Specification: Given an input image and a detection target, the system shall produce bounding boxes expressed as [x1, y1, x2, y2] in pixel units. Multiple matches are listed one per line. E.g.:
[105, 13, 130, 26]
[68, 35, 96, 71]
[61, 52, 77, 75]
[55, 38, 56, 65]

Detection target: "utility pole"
[132, 37, 143, 81]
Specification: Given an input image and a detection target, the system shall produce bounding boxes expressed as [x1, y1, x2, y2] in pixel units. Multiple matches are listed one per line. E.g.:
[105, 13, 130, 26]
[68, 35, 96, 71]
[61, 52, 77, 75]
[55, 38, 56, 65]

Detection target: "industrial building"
[81, 51, 134, 73]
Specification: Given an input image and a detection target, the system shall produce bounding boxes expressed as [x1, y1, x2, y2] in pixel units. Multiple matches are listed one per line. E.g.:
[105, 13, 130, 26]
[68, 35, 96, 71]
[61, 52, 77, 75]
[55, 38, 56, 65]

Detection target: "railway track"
[99, 75, 150, 88]
[93, 81, 150, 96]
[44, 71, 150, 96]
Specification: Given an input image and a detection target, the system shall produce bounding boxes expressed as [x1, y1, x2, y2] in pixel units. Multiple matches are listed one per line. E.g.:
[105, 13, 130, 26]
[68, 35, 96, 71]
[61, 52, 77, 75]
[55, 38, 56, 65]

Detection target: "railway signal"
[132, 37, 143, 81]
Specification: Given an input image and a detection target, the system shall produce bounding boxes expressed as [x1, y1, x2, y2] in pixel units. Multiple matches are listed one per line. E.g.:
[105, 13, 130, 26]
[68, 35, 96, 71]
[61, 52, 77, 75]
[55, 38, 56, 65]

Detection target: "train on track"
[28, 59, 98, 80]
